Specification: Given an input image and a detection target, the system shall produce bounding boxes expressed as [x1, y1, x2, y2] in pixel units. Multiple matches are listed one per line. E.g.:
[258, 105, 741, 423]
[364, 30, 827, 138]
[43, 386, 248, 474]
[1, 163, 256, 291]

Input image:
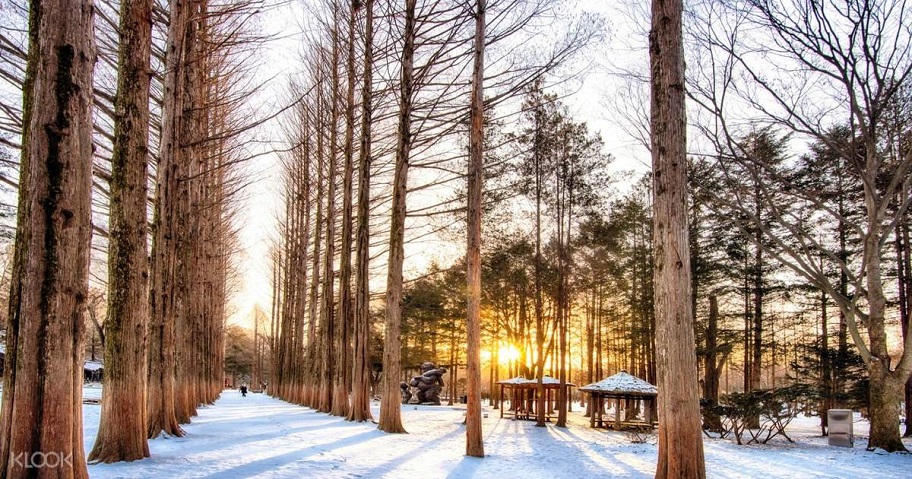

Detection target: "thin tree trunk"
[751, 184, 763, 397]
[378, 0, 416, 434]
[533, 94, 546, 428]
[702, 295, 721, 433]
[88, 0, 152, 463]
[349, 0, 375, 423]
[334, 0, 360, 419]
[650, 0, 705, 475]
[819, 278, 832, 435]
[464, 0, 486, 458]
[305, 87, 325, 409]
[321, 2, 341, 417]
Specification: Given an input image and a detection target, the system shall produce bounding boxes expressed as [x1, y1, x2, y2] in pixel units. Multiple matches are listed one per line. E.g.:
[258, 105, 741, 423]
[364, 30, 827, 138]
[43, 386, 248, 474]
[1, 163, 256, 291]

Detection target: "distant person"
[240, 384, 248, 397]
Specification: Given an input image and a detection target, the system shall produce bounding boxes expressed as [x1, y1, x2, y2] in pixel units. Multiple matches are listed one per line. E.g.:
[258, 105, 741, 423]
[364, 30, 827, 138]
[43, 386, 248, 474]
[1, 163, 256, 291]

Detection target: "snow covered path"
[84, 390, 911, 478]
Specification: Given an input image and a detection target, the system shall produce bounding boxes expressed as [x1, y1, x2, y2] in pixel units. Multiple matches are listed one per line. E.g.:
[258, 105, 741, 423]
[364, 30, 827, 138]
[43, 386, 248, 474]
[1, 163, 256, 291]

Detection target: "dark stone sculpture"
[409, 361, 447, 405]
[400, 381, 412, 404]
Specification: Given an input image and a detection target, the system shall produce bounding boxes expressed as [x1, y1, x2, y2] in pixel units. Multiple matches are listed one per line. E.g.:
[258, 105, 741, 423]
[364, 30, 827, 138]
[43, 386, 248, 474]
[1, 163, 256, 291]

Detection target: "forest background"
[0, 0, 910, 470]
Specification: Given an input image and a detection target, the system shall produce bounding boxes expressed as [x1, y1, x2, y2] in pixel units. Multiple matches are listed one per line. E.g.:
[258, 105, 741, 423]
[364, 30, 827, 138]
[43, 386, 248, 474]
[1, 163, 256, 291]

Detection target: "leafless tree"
[687, 0, 912, 452]
[89, 0, 153, 463]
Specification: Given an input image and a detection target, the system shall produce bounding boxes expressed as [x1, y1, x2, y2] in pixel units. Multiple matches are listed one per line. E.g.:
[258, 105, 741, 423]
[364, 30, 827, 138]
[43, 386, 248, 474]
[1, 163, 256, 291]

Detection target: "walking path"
[83, 390, 911, 478]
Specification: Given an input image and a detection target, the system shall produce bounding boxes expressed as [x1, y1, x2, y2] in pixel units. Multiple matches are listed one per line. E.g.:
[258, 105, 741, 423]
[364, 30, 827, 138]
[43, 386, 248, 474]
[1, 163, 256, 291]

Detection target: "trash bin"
[460, 395, 467, 404]
[828, 409, 854, 447]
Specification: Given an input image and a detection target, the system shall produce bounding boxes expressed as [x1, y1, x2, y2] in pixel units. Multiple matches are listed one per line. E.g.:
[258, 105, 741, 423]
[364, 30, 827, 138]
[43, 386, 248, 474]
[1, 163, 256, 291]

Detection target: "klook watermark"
[11, 451, 73, 469]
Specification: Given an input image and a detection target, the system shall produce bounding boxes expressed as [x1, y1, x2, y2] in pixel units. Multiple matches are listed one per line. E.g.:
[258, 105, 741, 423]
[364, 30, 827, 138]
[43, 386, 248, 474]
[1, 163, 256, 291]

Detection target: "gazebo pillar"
[614, 397, 621, 429]
[499, 384, 505, 418]
[589, 393, 595, 427]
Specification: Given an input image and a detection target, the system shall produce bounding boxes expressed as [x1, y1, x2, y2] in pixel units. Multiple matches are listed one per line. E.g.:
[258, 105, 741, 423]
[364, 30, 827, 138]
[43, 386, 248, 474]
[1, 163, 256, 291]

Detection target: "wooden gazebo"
[497, 376, 574, 421]
[579, 370, 657, 430]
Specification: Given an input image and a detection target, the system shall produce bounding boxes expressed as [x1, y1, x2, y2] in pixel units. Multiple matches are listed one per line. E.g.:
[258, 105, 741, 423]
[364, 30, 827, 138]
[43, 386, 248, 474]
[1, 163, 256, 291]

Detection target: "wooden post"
[499, 384, 504, 418]
[587, 393, 596, 428]
[615, 398, 621, 429]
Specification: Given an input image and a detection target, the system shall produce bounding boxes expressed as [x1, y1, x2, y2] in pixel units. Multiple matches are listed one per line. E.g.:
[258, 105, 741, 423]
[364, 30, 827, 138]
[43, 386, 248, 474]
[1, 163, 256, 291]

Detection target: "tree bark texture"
[335, 0, 359, 420]
[147, 0, 193, 439]
[88, 0, 153, 463]
[464, 0, 486, 458]
[379, 0, 417, 435]
[319, 42, 339, 412]
[650, 0, 706, 477]
[349, 0, 375, 424]
[0, 1, 95, 477]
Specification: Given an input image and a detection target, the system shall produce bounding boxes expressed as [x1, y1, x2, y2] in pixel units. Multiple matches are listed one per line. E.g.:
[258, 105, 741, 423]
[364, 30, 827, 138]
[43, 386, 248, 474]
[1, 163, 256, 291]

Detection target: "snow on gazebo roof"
[498, 376, 534, 385]
[497, 376, 574, 387]
[578, 370, 657, 396]
[83, 360, 104, 371]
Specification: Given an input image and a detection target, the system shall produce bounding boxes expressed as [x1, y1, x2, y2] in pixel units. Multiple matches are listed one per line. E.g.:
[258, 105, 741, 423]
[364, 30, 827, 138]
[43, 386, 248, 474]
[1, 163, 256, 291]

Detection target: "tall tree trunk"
[378, 0, 417, 434]
[348, 0, 375, 423]
[322, 2, 341, 417]
[148, 0, 193, 439]
[270, 248, 280, 395]
[751, 185, 763, 395]
[585, 286, 594, 417]
[335, 0, 360, 419]
[464, 0, 486, 458]
[742, 261, 751, 393]
[533, 96, 546, 428]
[0, 1, 94, 477]
[293, 112, 312, 406]
[305, 89, 325, 409]
[650, 0, 705, 476]
[836, 188, 849, 404]
[863, 202, 908, 451]
[88, 0, 153, 463]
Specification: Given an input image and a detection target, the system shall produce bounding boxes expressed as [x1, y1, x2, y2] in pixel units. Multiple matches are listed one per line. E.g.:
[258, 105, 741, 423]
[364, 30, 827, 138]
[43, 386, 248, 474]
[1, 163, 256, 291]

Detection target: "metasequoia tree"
[148, 0, 255, 435]
[464, 0, 486, 458]
[272, 79, 313, 405]
[379, 0, 417, 434]
[88, 0, 153, 463]
[0, 1, 95, 478]
[267, 0, 596, 431]
[649, 0, 705, 477]
[147, 0, 193, 438]
[303, 73, 324, 410]
[334, 0, 361, 419]
[688, 0, 912, 452]
[348, 0, 375, 423]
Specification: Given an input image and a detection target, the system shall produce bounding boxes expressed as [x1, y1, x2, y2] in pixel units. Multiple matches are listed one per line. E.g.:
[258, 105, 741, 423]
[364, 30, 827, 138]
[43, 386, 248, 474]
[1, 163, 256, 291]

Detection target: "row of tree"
[267, 0, 599, 458]
[0, 0, 261, 474]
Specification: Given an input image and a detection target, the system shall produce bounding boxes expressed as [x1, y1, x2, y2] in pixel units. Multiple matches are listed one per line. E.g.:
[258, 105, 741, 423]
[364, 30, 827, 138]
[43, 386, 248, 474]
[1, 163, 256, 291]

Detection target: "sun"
[482, 343, 521, 365]
[497, 344, 520, 365]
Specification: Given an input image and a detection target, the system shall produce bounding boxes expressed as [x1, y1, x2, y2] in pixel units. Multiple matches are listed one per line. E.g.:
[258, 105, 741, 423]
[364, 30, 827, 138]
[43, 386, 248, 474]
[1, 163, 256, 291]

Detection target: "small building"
[579, 370, 657, 430]
[496, 376, 574, 422]
[83, 360, 104, 383]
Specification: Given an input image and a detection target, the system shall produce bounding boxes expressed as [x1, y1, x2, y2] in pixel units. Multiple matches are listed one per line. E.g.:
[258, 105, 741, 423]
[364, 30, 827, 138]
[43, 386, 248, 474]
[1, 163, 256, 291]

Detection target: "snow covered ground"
[82, 389, 911, 478]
